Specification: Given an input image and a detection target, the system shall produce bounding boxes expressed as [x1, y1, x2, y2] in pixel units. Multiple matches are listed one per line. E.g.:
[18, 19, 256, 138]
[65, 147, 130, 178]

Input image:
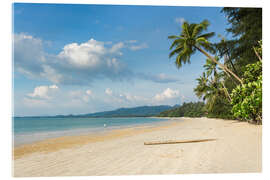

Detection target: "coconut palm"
[194, 72, 209, 99]
[194, 73, 221, 111]
[203, 58, 232, 102]
[203, 74, 229, 111]
[168, 20, 243, 84]
[203, 57, 220, 77]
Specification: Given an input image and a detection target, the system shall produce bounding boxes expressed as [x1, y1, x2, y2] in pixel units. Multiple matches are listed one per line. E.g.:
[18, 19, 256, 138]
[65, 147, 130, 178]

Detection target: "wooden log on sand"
[144, 138, 216, 145]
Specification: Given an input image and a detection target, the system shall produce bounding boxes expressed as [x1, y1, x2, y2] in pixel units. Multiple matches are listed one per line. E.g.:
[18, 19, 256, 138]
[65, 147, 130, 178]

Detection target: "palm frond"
[168, 35, 182, 39]
[169, 45, 184, 58]
[169, 38, 184, 49]
[200, 20, 210, 30]
[197, 40, 216, 54]
[182, 22, 191, 38]
[192, 20, 210, 37]
[197, 32, 215, 40]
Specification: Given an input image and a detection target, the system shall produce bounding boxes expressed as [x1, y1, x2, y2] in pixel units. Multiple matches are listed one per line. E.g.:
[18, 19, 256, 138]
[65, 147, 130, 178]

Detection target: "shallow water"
[13, 117, 169, 146]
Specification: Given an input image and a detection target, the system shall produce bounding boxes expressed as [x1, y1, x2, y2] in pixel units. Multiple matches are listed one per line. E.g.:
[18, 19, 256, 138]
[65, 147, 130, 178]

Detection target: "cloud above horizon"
[14, 33, 180, 85]
[23, 84, 60, 109]
[21, 85, 182, 115]
[154, 88, 180, 102]
[14, 33, 134, 85]
[27, 85, 58, 100]
[103, 87, 181, 107]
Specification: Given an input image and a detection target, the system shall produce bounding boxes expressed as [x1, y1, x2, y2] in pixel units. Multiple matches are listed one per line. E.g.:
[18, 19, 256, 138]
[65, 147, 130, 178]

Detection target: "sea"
[13, 117, 169, 146]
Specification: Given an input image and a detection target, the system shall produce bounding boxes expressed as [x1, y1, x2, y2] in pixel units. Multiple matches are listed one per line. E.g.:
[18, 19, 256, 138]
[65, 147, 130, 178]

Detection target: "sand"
[13, 117, 262, 176]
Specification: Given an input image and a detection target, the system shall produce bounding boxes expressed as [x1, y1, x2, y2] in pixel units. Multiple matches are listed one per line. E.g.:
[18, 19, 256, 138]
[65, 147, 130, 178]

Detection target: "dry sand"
[13, 117, 262, 176]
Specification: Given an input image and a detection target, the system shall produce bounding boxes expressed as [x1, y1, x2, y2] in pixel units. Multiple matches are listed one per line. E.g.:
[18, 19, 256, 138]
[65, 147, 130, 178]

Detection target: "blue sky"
[13, 3, 230, 116]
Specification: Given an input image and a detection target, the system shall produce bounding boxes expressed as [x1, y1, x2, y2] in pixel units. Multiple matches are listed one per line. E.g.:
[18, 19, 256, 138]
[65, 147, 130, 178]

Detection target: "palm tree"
[203, 57, 220, 77]
[194, 73, 221, 112]
[194, 72, 208, 99]
[203, 58, 232, 102]
[203, 74, 229, 111]
[168, 20, 243, 84]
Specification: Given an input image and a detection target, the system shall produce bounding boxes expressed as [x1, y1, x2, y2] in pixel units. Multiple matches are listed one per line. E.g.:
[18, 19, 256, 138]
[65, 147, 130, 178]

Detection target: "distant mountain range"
[17, 105, 179, 118]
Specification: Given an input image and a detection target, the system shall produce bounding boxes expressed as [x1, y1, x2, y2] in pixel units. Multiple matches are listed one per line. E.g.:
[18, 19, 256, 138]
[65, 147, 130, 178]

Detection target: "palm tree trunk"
[221, 81, 232, 102]
[220, 64, 239, 86]
[195, 46, 243, 84]
[224, 53, 238, 76]
[253, 47, 262, 61]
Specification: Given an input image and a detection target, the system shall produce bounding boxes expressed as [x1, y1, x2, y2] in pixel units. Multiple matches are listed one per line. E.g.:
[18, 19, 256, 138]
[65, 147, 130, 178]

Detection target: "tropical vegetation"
[158, 102, 205, 117]
[165, 7, 262, 124]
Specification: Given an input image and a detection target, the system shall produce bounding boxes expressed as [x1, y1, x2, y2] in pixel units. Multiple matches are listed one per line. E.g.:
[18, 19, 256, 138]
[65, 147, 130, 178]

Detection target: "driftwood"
[144, 138, 216, 145]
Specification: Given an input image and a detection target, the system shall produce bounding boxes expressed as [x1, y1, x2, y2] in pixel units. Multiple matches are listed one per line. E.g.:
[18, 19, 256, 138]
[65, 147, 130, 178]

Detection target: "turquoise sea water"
[13, 117, 169, 146]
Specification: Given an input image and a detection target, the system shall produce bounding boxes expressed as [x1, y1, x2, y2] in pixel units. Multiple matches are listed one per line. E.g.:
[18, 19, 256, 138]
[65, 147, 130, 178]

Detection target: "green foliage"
[168, 20, 215, 68]
[243, 61, 262, 83]
[194, 56, 232, 116]
[191, 8, 263, 122]
[158, 102, 206, 117]
[167, 9, 262, 123]
[222, 8, 262, 66]
[230, 61, 262, 124]
[206, 96, 234, 119]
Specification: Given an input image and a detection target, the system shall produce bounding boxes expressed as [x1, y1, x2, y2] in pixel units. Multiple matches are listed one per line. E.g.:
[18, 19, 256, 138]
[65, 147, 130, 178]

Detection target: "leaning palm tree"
[203, 59, 232, 102]
[168, 20, 243, 84]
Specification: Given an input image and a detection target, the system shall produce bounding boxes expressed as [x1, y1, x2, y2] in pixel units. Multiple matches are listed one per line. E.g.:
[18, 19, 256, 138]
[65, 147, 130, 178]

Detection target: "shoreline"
[14, 117, 261, 176]
[13, 116, 173, 147]
[13, 117, 181, 159]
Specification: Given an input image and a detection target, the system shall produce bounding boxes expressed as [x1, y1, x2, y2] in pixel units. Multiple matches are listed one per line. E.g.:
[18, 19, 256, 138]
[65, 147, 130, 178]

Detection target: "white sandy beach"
[13, 117, 262, 176]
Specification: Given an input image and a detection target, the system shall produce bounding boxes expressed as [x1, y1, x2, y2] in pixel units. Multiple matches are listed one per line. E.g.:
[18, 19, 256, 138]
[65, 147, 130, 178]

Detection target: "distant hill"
[18, 105, 178, 118]
[79, 105, 177, 118]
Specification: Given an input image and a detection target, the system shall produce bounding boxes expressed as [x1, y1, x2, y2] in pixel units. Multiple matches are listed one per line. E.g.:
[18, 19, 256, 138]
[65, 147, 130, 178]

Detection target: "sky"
[13, 3, 230, 116]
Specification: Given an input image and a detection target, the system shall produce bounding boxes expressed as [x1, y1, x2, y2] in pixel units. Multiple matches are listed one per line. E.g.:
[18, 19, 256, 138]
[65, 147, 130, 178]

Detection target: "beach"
[13, 117, 262, 176]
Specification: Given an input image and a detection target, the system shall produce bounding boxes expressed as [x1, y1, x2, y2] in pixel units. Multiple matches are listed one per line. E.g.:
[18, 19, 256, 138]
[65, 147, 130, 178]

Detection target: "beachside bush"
[230, 61, 262, 124]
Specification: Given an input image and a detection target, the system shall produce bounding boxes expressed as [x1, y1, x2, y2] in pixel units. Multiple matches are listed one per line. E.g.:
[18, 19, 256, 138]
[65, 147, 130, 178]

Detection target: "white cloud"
[103, 88, 148, 106]
[27, 85, 58, 100]
[105, 88, 113, 96]
[40, 65, 63, 84]
[14, 34, 132, 85]
[154, 88, 180, 102]
[13, 33, 46, 76]
[69, 90, 94, 103]
[120, 93, 147, 102]
[109, 42, 124, 55]
[58, 38, 106, 68]
[18, 85, 184, 116]
[14, 33, 176, 86]
[175, 17, 185, 24]
[86, 90, 92, 96]
[129, 43, 148, 51]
